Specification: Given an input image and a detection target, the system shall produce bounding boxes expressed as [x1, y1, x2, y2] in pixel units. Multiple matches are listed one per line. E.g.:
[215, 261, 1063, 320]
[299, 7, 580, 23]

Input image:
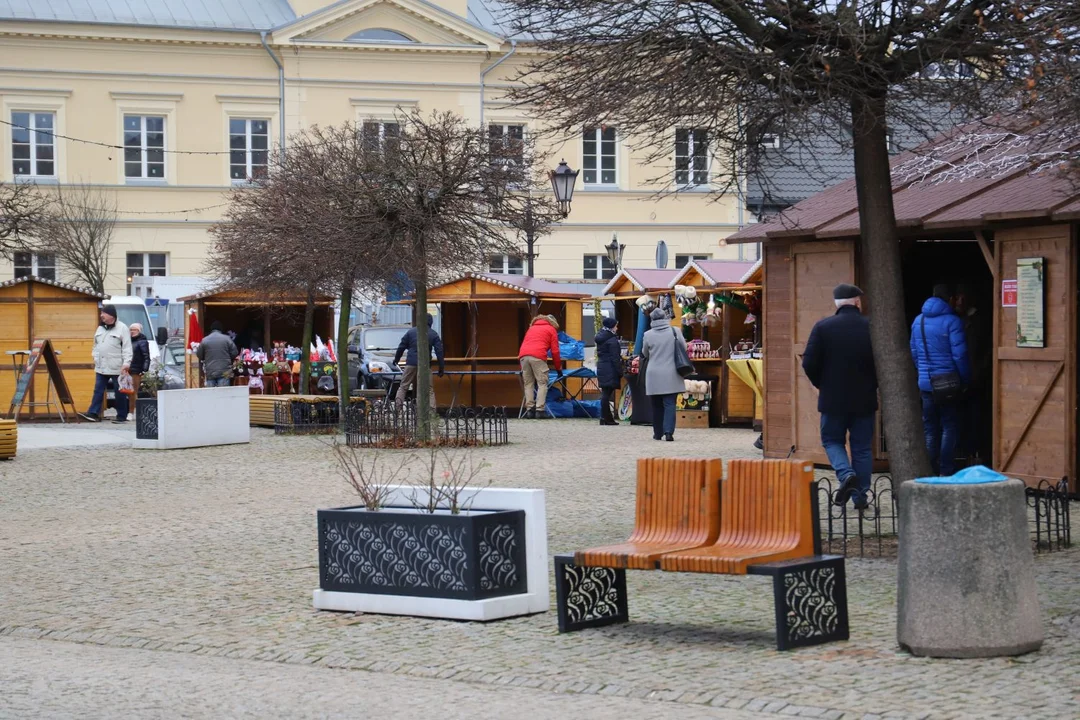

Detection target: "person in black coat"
[801, 284, 878, 510]
[594, 317, 623, 426]
[128, 323, 152, 400]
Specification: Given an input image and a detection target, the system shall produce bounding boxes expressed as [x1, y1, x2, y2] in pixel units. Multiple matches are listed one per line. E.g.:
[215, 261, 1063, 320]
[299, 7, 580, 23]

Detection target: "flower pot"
[135, 397, 158, 439]
[317, 506, 527, 601]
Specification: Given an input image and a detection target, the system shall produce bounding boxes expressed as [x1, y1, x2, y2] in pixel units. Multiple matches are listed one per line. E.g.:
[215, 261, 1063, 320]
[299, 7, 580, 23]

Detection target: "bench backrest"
[628, 457, 722, 546]
[716, 459, 816, 555]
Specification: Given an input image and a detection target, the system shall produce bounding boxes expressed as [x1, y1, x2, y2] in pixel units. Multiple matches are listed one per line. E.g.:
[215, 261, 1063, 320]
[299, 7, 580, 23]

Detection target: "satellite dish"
[655, 240, 668, 269]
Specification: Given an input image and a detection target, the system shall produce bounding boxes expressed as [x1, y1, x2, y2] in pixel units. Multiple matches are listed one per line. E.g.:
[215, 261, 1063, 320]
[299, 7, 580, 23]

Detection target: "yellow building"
[0, 0, 755, 296]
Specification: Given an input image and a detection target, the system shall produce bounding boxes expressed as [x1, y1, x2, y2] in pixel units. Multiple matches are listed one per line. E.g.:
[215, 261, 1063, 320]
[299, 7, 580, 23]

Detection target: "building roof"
[0, 275, 107, 298]
[0, 0, 511, 36]
[731, 119, 1080, 244]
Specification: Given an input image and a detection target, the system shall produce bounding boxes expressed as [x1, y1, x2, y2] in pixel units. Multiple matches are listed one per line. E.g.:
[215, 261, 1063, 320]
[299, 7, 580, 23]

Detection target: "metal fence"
[344, 401, 509, 448]
[273, 398, 346, 435]
[815, 473, 1073, 558]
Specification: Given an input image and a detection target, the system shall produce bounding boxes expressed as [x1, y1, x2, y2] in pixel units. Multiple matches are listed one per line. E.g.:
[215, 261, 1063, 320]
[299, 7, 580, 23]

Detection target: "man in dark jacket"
[128, 323, 152, 398]
[196, 321, 239, 387]
[594, 317, 623, 426]
[910, 284, 971, 476]
[393, 314, 445, 409]
[801, 284, 878, 509]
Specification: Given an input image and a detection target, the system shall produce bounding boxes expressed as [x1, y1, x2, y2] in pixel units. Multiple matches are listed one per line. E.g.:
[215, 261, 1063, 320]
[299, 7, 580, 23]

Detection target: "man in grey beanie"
[80, 303, 133, 423]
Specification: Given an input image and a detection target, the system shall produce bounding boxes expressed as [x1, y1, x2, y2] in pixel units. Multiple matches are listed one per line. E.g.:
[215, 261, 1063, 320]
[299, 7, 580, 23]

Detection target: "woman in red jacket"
[518, 314, 562, 418]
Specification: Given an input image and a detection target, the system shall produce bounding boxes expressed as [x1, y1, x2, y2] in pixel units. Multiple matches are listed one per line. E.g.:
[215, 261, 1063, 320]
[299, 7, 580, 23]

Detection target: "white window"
[583, 254, 616, 280]
[11, 111, 56, 178]
[885, 131, 900, 154]
[488, 254, 523, 275]
[126, 252, 168, 293]
[583, 126, 617, 185]
[489, 124, 525, 167]
[675, 128, 709, 186]
[123, 115, 166, 180]
[13, 251, 57, 281]
[760, 133, 781, 150]
[230, 118, 269, 182]
[675, 254, 711, 269]
[362, 121, 400, 150]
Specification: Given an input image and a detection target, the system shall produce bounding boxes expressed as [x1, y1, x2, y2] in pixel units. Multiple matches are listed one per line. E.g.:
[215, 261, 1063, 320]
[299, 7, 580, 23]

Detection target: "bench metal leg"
[554, 554, 628, 633]
[766, 556, 849, 651]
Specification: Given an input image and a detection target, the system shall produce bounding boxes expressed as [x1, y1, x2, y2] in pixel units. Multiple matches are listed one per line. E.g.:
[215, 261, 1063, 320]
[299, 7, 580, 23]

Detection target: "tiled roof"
[731, 119, 1080, 244]
[0, 0, 296, 31]
[0, 275, 106, 298]
[471, 273, 590, 298]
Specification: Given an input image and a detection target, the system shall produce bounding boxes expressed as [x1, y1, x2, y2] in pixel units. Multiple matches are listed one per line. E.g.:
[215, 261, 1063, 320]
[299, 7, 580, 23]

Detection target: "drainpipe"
[260, 31, 287, 155]
[480, 39, 517, 128]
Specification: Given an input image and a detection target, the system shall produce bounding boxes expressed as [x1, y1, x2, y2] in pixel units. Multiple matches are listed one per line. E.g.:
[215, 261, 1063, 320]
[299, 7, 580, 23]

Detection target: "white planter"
[313, 486, 548, 622]
[133, 386, 250, 450]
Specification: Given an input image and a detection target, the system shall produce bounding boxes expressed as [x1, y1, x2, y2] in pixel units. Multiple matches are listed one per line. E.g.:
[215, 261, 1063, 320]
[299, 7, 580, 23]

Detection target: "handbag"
[920, 316, 962, 404]
[671, 328, 696, 378]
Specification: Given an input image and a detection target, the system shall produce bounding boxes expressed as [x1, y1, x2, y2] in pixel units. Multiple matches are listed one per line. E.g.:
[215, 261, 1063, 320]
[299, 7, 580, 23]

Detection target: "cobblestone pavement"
[2, 420, 1079, 719]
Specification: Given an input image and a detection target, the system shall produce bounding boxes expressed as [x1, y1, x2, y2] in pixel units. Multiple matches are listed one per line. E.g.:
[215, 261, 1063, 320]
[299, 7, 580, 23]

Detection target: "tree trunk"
[300, 287, 316, 395]
[337, 280, 353, 430]
[850, 94, 932, 493]
[415, 271, 433, 442]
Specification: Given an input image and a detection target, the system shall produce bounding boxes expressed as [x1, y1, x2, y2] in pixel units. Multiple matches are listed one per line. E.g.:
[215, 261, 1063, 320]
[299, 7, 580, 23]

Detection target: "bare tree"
[33, 181, 116, 294]
[0, 181, 49, 258]
[501, 0, 1065, 487]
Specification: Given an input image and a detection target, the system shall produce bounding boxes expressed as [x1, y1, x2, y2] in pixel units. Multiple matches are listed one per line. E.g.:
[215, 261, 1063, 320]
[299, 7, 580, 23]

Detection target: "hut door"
[790, 241, 856, 463]
[993, 226, 1077, 492]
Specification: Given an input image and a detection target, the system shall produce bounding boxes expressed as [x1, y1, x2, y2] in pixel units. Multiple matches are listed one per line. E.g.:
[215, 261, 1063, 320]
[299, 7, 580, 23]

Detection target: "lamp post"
[520, 159, 578, 277]
[605, 232, 625, 274]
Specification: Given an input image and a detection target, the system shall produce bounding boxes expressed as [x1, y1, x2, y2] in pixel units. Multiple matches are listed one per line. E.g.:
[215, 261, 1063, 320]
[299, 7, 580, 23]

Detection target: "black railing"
[274, 398, 344, 435]
[344, 401, 509, 448]
[816, 473, 1073, 557]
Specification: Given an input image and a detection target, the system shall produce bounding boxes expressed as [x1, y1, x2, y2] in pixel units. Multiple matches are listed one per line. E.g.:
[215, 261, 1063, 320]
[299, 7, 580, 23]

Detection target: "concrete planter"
[133, 386, 250, 450]
[313, 486, 548, 621]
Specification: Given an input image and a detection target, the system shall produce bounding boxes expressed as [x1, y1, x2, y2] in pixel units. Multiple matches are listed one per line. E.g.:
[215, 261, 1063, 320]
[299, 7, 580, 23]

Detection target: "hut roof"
[601, 268, 680, 295]
[177, 286, 335, 304]
[0, 275, 106, 298]
[670, 260, 757, 288]
[739, 259, 763, 284]
[729, 118, 1080, 243]
[428, 273, 591, 300]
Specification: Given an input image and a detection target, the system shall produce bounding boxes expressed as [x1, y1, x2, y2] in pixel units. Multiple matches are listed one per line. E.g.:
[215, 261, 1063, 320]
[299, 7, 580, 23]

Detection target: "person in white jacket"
[80, 304, 133, 423]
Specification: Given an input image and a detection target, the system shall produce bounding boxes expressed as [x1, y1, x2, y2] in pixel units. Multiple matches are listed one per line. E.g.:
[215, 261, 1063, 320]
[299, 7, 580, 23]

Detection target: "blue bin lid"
[915, 465, 1008, 484]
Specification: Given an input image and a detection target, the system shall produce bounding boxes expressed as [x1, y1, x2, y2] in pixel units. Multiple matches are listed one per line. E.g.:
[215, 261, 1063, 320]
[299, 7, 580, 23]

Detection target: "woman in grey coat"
[641, 307, 687, 441]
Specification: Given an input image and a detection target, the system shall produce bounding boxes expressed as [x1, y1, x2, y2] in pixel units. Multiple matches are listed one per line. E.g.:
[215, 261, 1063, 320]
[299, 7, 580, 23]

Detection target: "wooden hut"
[407, 273, 590, 408]
[728, 126, 1080, 492]
[0, 276, 105, 418]
[179, 288, 336, 388]
[669, 260, 760, 426]
[601, 268, 681, 333]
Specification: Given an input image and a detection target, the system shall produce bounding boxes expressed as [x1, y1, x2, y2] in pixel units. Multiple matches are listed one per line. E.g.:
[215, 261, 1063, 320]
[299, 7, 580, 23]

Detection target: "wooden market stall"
[601, 268, 681, 334]
[1, 276, 104, 419]
[670, 260, 761, 427]
[399, 273, 590, 409]
[179, 288, 336, 389]
[728, 123, 1080, 493]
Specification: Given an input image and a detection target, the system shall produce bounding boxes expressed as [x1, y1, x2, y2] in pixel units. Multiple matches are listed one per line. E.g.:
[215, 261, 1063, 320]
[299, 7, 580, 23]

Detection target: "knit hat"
[602, 316, 617, 329]
[100, 304, 117, 320]
[832, 283, 863, 300]
[649, 307, 667, 321]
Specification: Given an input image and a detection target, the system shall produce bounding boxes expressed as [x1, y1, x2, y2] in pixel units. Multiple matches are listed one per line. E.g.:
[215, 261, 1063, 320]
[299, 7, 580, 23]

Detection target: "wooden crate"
[676, 410, 710, 429]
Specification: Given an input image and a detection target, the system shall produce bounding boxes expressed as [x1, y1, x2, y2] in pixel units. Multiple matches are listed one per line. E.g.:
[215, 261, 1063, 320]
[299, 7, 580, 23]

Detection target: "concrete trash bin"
[897, 466, 1043, 658]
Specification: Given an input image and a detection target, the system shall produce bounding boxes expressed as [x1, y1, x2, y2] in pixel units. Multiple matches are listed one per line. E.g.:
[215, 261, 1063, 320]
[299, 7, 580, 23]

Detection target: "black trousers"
[600, 386, 618, 423]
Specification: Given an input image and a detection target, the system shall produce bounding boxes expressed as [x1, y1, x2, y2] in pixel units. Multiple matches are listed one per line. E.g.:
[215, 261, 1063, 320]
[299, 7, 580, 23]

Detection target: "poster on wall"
[1016, 257, 1045, 348]
[1001, 279, 1018, 307]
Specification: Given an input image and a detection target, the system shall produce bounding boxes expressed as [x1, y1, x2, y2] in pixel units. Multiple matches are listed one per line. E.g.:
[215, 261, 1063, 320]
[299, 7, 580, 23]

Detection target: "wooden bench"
[0, 418, 16, 460]
[555, 458, 848, 650]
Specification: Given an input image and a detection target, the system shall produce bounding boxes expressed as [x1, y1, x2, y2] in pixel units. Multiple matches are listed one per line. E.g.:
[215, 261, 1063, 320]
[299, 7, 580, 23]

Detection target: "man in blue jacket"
[393, 314, 445, 409]
[802, 284, 878, 510]
[911, 285, 971, 476]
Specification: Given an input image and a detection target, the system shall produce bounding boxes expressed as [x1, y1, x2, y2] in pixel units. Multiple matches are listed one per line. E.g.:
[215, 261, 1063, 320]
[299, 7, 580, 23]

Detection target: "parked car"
[346, 325, 409, 390]
[159, 338, 187, 390]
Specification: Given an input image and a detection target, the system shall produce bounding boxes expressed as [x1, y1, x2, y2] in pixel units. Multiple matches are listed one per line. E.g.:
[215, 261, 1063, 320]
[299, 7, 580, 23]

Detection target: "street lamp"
[548, 159, 579, 217]
[605, 233, 625, 273]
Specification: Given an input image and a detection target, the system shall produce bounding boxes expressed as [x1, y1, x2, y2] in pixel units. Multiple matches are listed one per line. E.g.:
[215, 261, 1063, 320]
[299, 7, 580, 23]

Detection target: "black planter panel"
[318, 507, 527, 601]
[135, 398, 158, 440]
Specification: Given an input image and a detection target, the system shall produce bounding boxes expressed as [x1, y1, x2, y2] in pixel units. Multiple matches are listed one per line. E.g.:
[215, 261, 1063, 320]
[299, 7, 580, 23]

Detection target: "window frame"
[582, 254, 617, 281]
[582, 126, 619, 186]
[10, 111, 57, 179]
[760, 133, 781, 150]
[674, 128, 710, 187]
[123, 114, 167, 182]
[488, 254, 524, 275]
[3, 92, 67, 183]
[361, 120, 401, 150]
[13, 251, 58, 281]
[229, 117, 270, 184]
[675, 254, 711, 269]
[126, 252, 169, 293]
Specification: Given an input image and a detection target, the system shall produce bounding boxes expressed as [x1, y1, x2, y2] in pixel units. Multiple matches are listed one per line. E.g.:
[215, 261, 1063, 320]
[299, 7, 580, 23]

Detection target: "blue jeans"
[87, 373, 129, 421]
[922, 391, 959, 476]
[820, 412, 874, 503]
[650, 393, 677, 438]
[205, 376, 230, 388]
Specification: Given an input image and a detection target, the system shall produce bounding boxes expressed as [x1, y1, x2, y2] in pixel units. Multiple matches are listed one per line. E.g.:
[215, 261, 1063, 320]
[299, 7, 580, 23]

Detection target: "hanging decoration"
[593, 298, 603, 335]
